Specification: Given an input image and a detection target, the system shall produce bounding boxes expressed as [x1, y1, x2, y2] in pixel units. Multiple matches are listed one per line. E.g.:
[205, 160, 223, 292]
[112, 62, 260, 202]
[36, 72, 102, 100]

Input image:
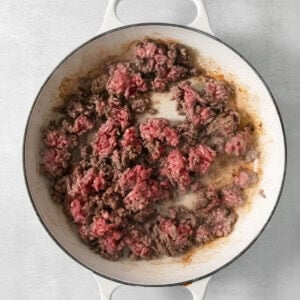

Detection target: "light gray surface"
[0, 0, 299, 299]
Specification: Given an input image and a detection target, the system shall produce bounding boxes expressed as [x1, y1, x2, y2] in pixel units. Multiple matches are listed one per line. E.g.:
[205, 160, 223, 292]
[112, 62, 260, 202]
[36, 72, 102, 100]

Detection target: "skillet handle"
[93, 274, 121, 300]
[93, 273, 211, 300]
[99, 0, 214, 35]
[99, 0, 122, 33]
[189, 0, 213, 35]
[185, 277, 211, 300]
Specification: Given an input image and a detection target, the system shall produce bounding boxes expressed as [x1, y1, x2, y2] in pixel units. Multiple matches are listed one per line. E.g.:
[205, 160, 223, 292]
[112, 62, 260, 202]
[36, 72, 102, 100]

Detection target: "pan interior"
[24, 24, 285, 286]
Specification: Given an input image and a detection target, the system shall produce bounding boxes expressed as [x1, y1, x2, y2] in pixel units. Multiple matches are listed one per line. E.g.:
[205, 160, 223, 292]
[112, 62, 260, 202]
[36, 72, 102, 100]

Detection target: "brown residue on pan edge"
[182, 281, 192, 286]
[150, 32, 166, 38]
[197, 55, 222, 76]
[181, 246, 198, 265]
[179, 235, 232, 266]
[206, 71, 224, 78]
[59, 75, 80, 100]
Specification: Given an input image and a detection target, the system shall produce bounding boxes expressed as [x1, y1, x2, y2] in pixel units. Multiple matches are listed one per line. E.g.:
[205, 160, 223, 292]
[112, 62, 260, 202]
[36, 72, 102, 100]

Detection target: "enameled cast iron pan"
[23, 0, 286, 299]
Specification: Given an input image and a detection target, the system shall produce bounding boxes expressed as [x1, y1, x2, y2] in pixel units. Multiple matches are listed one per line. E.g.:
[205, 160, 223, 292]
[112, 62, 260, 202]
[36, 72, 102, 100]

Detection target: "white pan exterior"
[23, 24, 286, 286]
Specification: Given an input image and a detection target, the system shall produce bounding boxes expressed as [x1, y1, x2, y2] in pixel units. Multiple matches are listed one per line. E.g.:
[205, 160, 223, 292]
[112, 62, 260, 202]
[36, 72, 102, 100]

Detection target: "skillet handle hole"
[116, 0, 197, 25]
[111, 285, 192, 300]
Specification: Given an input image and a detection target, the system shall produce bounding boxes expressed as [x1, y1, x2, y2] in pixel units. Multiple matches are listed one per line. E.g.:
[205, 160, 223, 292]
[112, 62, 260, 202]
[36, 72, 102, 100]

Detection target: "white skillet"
[23, 0, 286, 299]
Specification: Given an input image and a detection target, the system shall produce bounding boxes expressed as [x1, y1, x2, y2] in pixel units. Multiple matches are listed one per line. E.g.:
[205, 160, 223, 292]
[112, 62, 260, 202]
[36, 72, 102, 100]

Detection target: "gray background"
[0, 0, 299, 299]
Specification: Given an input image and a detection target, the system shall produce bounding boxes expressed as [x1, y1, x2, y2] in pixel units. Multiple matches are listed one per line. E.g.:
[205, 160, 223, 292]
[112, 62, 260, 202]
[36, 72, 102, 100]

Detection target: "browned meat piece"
[208, 207, 237, 237]
[195, 224, 213, 245]
[204, 77, 234, 108]
[161, 149, 191, 191]
[106, 63, 148, 99]
[125, 229, 154, 259]
[129, 97, 150, 113]
[42, 148, 70, 177]
[225, 129, 251, 157]
[176, 121, 199, 146]
[92, 119, 118, 158]
[91, 74, 109, 94]
[134, 41, 193, 91]
[151, 215, 194, 256]
[206, 110, 240, 138]
[172, 81, 214, 127]
[188, 144, 216, 175]
[221, 185, 244, 207]
[195, 186, 221, 213]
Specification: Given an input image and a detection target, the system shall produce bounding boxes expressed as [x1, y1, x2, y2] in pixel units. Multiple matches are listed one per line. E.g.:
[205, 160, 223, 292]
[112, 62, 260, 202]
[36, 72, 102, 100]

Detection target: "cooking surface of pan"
[23, 23, 286, 287]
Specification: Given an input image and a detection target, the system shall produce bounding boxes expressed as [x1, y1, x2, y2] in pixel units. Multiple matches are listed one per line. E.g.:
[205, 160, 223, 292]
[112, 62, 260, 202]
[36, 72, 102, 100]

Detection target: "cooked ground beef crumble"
[41, 40, 259, 260]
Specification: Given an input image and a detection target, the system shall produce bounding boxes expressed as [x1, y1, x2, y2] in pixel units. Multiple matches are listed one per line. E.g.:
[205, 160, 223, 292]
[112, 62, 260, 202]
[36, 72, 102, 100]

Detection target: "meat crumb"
[259, 189, 266, 198]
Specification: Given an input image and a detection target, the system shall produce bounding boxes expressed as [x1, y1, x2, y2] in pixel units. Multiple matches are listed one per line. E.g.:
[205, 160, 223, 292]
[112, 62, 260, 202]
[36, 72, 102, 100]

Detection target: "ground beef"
[124, 180, 171, 212]
[119, 127, 142, 160]
[99, 188, 120, 210]
[203, 111, 240, 153]
[107, 63, 148, 98]
[208, 207, 237, 237]
[161, 149, 191, 191]
[90, 216, 114, 238]
[52, 176, 67, 203]
[66, 167, 106, 198]
[90, 94, 107, 117]
[188, 144, 216, 175]
[206, 110, 240, 138]
[41, 39, 259, 261]
[140, 118, 179, 147]
[221, 185, 244, 207]
[91, 74, 108, 94]
[195, 186, 221, 213]
[203, 135, 226, 154]
[106, 104, 131, 130]
[203, 77, 233, 108]
[152, 77, 167, 91]
[134, 41, 193, 91]
[225, 129, 251, 157]
[117, 164, 152, 195]
[176, 121, 199, 146]
[97, 230, 125, 260]
[71, 115, 94, 135]
[92, 119, 118, 158]
[117, 164, 171, 213]
[195, 224, 213, 245]
[134, 41, 158, 60]
[42, 148, 70, 177]
[172, 81, 214, 126]
[70, 198, 86, 224]
[110, 149, 129, 171]
[168, 206, 197, 227]
[125, 229, 153, 259]
[152, 215, 194, 256]
[234, 169, 258, 188]
[143, 140, 165, 161]
[139, 118, 179, 161]
[129, 97, 150, 113]
[44, 129, 77, 149]
[133, 206, 156, 223]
